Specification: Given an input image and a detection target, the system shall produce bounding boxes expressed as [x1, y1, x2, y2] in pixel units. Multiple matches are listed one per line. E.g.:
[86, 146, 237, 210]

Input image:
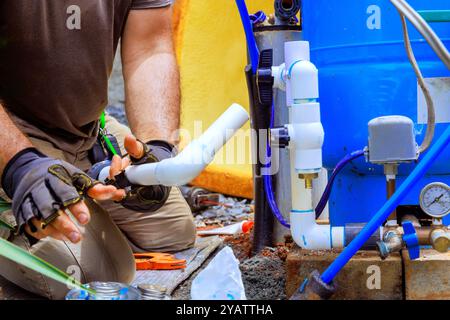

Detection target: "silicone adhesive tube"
[197, 221, 254, 236]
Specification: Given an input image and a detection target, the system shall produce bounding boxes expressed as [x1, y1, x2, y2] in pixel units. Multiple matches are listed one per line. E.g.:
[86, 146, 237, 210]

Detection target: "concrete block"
[286, 246, 403, 300]
[403, 249, 450, 300]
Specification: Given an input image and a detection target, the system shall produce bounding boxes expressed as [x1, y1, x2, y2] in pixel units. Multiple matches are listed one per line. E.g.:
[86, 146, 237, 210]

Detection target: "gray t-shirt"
[0, 0, 171, 154]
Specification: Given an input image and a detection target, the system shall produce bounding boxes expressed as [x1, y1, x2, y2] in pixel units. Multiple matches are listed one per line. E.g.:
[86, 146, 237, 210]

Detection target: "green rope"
[100, 112, 118, 156]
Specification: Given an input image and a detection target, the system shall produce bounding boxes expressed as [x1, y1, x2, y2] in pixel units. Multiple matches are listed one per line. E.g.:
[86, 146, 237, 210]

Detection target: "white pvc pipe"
[98, 103, 249, 186]
[284, 41, 342, 250]
[290, 175, 344, 250]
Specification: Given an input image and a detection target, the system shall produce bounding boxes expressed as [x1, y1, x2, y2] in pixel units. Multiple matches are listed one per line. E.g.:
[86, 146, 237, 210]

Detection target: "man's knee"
[118, 187, 197, 253]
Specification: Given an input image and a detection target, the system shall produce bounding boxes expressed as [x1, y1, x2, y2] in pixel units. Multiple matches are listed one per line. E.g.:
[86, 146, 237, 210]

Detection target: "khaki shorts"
[0, 115, 196, 299]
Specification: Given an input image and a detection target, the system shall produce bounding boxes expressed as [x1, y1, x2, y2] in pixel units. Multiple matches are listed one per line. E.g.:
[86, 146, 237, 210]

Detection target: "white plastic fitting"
[284, 41, 311, 107]
[283, 41, 338, 249]
[284, 41, 324, 174]
[271, 63, 286, 91]
[290, 211, 345, 250]
[98, 103, 249, 186]
[287, 102, 324, 174]
[289, 60, 319, 102]
[289, 172, 344, 250]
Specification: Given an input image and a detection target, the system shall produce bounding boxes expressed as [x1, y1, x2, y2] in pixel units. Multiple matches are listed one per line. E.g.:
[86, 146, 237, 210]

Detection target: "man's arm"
[121, 6, 180, 145]
[0, 103, 33, 173]
[0, 103, 123, 243]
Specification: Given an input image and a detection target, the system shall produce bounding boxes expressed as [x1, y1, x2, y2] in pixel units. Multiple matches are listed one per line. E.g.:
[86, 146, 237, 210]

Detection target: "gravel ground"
[171, 232, 290, 300]
[240, 251, 286, 300]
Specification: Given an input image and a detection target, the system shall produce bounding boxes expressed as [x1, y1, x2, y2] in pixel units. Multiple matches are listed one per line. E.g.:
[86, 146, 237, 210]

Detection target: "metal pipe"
[321, 124, 450, 284]
[386, 178, 397, 220]
[254, 28, 303, 238]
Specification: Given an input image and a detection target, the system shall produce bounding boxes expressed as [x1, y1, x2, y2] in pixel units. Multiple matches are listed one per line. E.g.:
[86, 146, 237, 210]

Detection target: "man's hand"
[24, 184, 122, 243]
[1, 148, 124, 243]
[106, 134, 174, 212]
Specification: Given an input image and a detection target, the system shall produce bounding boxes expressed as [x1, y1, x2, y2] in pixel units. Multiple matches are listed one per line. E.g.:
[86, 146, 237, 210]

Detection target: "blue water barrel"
[302, 0, 450, 225]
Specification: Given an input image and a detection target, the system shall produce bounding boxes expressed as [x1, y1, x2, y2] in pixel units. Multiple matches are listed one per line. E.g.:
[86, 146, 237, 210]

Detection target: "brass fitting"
[377, 230, 403, 259]
[430, 228, 450, 253]
[298, 173, 319, 189]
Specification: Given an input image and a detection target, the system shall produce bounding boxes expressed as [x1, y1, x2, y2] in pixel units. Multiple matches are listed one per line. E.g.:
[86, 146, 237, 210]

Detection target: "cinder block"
[286, 246, 403, 300]
[403, 249, 450, 300]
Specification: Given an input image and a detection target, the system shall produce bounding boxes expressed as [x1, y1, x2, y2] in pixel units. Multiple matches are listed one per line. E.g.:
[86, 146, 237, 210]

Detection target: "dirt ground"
[228, 233, 292, 300]
[172, 232, 292, 300]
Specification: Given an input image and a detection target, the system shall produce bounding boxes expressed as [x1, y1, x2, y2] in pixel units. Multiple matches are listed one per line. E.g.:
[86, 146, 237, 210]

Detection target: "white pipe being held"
[98, 103, 249, 186]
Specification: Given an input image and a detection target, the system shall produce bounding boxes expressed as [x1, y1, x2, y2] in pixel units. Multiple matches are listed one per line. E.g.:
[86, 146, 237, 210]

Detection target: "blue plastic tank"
[301, 0, 450, 225]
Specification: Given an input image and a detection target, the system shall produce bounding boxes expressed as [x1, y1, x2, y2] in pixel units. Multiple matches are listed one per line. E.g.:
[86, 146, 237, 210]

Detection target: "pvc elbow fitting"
[289, 60, 319, 101]
[290, 211, 344, 250]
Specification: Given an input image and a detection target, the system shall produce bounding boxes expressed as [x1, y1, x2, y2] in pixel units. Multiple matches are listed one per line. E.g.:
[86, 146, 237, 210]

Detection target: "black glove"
[107, 140, 176, 212]
[1, 148, 98, 233]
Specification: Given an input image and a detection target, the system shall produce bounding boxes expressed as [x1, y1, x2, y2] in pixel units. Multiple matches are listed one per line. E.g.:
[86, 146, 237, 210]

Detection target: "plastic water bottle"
[65, 282, 141, 300]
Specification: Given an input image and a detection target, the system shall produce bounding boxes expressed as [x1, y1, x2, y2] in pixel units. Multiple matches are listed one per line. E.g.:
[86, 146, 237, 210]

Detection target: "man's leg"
[0, 138, 136, 299]
[103, 115, 196, 252]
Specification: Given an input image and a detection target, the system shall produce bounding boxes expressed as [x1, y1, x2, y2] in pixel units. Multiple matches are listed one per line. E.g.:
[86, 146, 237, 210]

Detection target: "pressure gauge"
[419, 182, 450, 218]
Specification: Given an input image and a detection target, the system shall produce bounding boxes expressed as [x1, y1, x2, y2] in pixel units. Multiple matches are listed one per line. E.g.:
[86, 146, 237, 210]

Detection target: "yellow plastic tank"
[172, 1, 274, 199]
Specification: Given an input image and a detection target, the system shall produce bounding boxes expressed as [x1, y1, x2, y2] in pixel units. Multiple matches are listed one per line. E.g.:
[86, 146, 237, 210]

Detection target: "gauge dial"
[419, 182, 450, 218]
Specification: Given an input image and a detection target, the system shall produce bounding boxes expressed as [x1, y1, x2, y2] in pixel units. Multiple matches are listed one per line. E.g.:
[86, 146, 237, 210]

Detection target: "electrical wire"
[390, 0, 450, 69]
[315, 150, 365, 219]
[397, 13, 435, 153]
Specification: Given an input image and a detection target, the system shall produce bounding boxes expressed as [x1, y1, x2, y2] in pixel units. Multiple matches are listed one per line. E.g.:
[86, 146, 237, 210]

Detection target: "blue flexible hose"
[321, 124, 450, 284]
[235, 0, 260, 74]
[264, 102, 291, 228]
[315, 150, 365, 219]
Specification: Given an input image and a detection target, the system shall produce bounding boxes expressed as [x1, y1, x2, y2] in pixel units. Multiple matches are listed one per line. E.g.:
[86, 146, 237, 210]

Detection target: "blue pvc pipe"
[235, 0, 260, 74]
[321, 125, 450, 284]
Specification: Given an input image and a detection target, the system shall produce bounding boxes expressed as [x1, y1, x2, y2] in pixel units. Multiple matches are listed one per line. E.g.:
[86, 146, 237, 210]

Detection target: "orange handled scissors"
[133, 253, 186, 270]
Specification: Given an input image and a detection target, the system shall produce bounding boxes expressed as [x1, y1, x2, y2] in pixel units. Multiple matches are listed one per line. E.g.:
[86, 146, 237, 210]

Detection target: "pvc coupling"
[287, 102, 324, 175]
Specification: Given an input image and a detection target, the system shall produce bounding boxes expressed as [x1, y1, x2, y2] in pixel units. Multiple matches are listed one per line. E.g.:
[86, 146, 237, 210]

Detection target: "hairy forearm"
[123, 51, 180, 145]
[0, 103, 32, 174]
